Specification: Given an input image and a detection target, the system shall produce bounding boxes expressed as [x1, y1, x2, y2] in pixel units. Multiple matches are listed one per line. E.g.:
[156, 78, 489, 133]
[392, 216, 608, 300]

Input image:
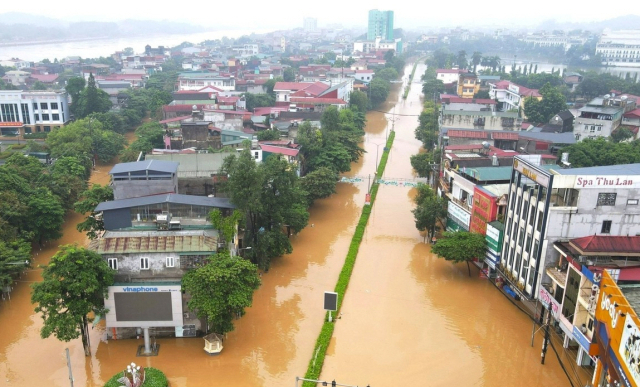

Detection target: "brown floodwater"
[320, 62, 592, 387]
[0, 62, 590, 387]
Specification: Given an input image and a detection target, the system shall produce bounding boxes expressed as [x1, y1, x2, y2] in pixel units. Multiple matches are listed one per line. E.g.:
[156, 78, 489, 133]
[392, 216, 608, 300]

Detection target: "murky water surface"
[0, 62, 589, 387]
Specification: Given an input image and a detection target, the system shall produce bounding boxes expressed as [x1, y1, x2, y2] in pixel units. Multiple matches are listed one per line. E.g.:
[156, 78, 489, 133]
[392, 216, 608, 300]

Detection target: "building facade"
[500, 157, 640, 303]
[0, 90, 70, 136]
[367, 9, 394, 41]
[596, 30, 640, 67]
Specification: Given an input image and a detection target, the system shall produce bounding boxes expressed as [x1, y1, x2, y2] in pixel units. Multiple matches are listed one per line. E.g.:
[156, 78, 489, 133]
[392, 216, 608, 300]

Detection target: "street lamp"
[371, 141, 385, 173]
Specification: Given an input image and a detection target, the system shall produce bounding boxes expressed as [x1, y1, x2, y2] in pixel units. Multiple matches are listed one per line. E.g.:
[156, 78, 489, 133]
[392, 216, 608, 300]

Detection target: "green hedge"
[104, 367, 168, 387]
[24, 132, 48, 139]
[302, 131, 395, 386]
[402, 57, 426, 100]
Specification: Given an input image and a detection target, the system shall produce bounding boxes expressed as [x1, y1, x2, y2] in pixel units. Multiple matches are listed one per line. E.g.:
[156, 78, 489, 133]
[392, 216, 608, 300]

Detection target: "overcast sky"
[2, 1, 640, 31]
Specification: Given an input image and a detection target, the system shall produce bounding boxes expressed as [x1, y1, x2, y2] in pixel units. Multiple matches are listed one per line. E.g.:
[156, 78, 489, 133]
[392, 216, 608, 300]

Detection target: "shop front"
[446, 201, 470, 232]
[593, 271, 637, 387]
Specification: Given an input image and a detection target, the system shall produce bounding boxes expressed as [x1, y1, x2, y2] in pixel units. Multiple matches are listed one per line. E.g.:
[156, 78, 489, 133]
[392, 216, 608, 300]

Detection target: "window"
[42, 114, 50, 121]
[628, 199, 639, 205]
[108, 258, 118, 270]
[44, 126, 51, 132]
[597, 193, 617, 206]
[33, 102, 38, 110]
[50, 102, 58, 109]
[166, 257, 175, 268]
[140, 257, 149, 269]
[532, 240, 539, 259]
[35, 114, 40, 121]
[254, 151, 259, 159]
[518, 228, 525, 247]
[536, 211, 544, 232]
[52, 114, 59, 121]
[40, 102, 47, 110]
[529, 205, 536, 226]
[601, 220, 612, 234]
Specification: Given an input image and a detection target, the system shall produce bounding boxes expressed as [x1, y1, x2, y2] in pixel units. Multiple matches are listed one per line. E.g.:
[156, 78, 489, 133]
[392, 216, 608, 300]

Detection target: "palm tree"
[471, 51, 482, 72]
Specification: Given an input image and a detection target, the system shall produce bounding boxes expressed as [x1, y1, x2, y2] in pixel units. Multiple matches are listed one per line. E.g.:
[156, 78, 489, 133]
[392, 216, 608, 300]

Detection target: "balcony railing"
[451, 197, 472, 212]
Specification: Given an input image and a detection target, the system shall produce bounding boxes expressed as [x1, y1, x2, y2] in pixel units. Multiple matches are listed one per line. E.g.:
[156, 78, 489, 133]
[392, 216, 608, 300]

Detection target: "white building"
[488, 80, 541, 112]
[0, 58, 31, 69]
[436, 69, 467, 85]
[303, 17, 317, 32]
[596, 30, 640, 67]
[176, 72, 235, 92]
[0, 90, 70, 136]
[500, 156, 640, 301]
[521, 34, 587, 52]
[573, 95, 635, 141]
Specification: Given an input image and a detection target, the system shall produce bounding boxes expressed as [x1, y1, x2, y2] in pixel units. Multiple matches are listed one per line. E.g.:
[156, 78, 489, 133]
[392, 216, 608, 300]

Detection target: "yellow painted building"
[457, 73, 480, 98]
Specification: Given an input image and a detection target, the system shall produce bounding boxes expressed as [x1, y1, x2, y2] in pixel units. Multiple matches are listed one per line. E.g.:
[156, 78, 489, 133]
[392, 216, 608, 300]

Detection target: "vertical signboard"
[484, 222, 503, 269]
[470, 186, 498, 235]
[619, 314, 640, 387]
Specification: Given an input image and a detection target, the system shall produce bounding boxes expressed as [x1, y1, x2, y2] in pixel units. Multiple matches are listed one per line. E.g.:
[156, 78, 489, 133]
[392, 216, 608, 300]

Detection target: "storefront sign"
[573, 325, 593, 352]
[513, 159, 550, 186]
[447, 201, 470, 228]
[470, 187, 498, 235]
[538, 286, 560, 320]
[610, 347, 634, 387]
[574, 176, 640, 189]
[619, 314, 640, 387]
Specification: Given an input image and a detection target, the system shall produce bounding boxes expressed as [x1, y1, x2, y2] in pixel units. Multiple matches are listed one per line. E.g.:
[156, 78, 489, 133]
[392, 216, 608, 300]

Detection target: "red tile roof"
[569, 235, 640, 255]
[159, 115, 192, 124]
[253, 107, 288, 116]
[162, 104, 209, 112]
[259, 144, 299, 157]
[218, 96, 239, 103]
[289, 97, 347, 105]
[274, 82, 309, 91]
[30, 74, 59, 83]
[491, 132, 519, 140]
[494, 80, 541, 98]
[624, 108, 640, 118]
[447, 130, 488, 139]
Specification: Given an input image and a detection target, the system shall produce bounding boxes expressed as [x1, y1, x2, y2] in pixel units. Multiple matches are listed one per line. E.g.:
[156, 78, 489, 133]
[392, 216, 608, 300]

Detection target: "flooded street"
[320, 62, 587, 386]
[0, 62, 589, 387]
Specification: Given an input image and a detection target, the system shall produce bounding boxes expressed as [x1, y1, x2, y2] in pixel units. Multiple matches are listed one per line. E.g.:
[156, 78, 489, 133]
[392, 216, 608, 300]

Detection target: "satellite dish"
[621, 95, 628, 101]
[482, 141, 490, 149]
[604, 94, 611, 99]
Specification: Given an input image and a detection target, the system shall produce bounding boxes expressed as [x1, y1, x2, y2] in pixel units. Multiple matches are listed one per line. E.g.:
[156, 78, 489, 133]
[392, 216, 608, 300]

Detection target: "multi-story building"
[0, 90, 70, 136]
[110, 160, 179, 200]
[367, 9, 394, 41]
[457, 73, 480, 98]
[573, 95, 636, 141]
[500, 156, 640, 306]
[303, 17, 317, 32]
[488, 80, 541, 113]
[90, 193, 236, 340]
[596, 29, 640, 67]
[176, 72, 236, 92]
[436, 68, 468, 86]
[521, 33, 587, 52]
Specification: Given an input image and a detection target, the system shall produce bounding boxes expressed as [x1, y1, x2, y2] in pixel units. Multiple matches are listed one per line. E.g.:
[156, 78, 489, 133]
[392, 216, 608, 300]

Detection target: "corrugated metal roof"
[569, 235, 640, 256]
[95, 194, 235, 212]
[492, 132, 519, 140]
[464, 166, 513, 182]
[555, 163, 640, 176]
[110, 160, 179, 175]
[448, 130, 488, 139]
[89, 230, 218, 254]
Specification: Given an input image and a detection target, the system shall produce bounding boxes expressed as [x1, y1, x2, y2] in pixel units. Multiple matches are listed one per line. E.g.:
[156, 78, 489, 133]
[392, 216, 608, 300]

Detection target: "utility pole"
[540, 306, 551, 365]
[66, 348, 74, 387]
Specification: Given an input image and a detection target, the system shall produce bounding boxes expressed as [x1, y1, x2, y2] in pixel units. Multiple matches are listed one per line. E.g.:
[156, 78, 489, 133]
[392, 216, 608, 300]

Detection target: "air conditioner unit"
[175, 324, 196, 338]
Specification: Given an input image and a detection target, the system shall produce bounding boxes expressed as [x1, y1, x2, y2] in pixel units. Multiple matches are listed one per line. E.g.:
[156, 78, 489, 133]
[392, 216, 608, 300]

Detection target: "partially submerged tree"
[431, 231, 487, 276]
[411, 184, 447, 241]
[31, 245, 114, 356]
[75, 184, 114, 239]
[181, 250, 260, 334]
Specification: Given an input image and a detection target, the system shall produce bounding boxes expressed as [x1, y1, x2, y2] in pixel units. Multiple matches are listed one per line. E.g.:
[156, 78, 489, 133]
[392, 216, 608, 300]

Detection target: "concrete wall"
[113, 178, 177, 200]
[442, 113, 519, 130]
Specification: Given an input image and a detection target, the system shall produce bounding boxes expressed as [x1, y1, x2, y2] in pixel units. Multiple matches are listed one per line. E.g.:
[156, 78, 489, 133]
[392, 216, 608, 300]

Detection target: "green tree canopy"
[75, 184, 114, 239]
[75, 73, 112, 118]
[181, 250, 260, 334]
[31, 245, 114, 356]
[349, 90, 369, 113]
[299, 166, 338, 206]
[411, 184, 447, 242]
[0, 239, 31, 288]
[431, 231, 487, 276]
[523, 83, 566, 124]
[560, 137, 640, 168]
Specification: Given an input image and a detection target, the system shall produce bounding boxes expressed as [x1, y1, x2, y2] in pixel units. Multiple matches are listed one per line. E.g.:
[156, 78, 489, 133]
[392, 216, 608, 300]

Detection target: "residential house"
[436, 68, 468, 86]
[0, 58, 31, 69]
[622, 108, 640, 138]
[489, 80, 541, 112]
[573, 95, 636, 141]
[547, 110, 576, 133]
[176, 72, 236, 92]
[3, 70, 30, 86]
[440, 110, 521, 132]
[457, 73, 480, 98]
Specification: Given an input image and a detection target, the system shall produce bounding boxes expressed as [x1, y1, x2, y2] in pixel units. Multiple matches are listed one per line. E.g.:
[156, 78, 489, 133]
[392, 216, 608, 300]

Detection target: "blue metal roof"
[556, 163, 640, 176]
[109, 160, 179, 175]
[95, 194, 235, 211]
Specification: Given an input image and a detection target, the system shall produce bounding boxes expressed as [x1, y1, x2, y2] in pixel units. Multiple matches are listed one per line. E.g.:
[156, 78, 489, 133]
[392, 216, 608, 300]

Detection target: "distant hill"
[0, 12, 67, 27]
[0, 13, 207, 44]
[537, 14, 640, 32]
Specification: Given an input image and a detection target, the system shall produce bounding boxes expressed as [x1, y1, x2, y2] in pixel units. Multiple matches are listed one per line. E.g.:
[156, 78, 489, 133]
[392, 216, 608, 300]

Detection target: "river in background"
[0, 30, 262, 62]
